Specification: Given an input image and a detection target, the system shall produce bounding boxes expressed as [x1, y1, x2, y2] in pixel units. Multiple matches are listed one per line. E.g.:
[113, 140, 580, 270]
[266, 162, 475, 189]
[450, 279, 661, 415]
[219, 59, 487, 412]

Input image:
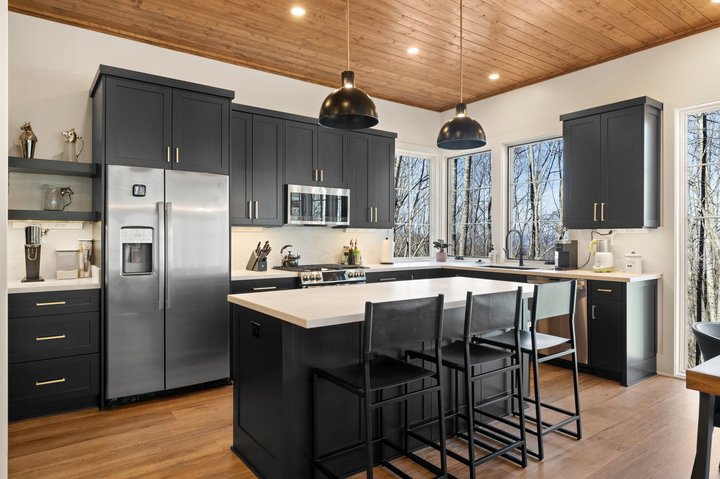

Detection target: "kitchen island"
[228, 277, 534, 479]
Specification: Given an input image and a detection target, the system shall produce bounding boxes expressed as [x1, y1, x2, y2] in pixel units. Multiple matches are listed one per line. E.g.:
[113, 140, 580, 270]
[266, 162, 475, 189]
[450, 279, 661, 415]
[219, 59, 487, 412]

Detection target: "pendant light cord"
[460, 0, 463, 103]
[347, 0, 351, 71]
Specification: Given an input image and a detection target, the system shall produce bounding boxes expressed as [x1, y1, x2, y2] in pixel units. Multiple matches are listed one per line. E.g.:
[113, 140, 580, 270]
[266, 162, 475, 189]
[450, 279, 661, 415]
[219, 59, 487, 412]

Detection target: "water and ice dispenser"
[121, 227, 153, 275]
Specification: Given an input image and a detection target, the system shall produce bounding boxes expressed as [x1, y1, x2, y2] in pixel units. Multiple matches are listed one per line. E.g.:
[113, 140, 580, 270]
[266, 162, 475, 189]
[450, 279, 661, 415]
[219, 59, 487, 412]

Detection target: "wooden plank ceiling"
[9, 0, 720, 111]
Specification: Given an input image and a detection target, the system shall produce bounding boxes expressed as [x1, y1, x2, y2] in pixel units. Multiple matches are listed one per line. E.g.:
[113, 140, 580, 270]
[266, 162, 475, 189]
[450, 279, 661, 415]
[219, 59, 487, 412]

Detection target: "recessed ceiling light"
[407, 46, 420, 55]
[488, 73, 500, 81]
[290, 6, 306, 17]
[713, 0, 720, 4]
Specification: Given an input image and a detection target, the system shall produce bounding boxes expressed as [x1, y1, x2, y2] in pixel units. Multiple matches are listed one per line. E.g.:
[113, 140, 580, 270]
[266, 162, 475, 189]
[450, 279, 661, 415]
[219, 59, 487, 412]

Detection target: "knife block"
[246, 251, 268, 271]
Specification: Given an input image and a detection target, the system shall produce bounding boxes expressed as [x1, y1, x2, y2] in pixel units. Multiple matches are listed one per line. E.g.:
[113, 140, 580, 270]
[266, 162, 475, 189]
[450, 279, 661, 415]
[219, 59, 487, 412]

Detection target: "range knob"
[314, 273, 321, 281]
[349, 271, 356, 278]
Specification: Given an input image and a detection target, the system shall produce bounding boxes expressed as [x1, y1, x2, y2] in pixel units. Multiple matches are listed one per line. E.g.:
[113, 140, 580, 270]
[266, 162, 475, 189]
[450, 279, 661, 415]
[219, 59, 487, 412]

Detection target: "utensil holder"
[246, 251, 267, 271]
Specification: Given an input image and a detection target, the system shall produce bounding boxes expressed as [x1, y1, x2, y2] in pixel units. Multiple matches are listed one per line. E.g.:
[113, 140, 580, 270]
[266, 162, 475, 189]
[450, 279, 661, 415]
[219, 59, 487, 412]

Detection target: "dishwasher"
[528, 276, 588, 365]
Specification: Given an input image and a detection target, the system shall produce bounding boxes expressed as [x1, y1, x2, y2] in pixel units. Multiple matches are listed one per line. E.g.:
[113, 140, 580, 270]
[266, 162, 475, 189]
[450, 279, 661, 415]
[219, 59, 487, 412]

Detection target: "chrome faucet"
[505, 229, 524, 267]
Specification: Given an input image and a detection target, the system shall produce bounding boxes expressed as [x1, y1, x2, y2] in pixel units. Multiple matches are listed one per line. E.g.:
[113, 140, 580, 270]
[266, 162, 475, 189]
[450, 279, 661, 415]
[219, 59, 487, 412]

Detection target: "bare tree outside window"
[448, 152, 492, 257]
[508, 138, 564, 261]
[394, 155, 431, 258]
[685, 109, 720, 368]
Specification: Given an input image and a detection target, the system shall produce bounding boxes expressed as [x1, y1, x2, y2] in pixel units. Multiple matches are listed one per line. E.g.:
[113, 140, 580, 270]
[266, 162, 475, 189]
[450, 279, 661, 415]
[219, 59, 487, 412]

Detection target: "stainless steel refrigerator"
[105, 165, 229, 400]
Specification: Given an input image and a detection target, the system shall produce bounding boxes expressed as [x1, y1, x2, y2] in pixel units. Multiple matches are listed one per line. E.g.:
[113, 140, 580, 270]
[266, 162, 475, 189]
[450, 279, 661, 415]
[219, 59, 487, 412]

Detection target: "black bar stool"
[406, 289, 527, 478]
[312, 295, 448, 479]
[482, 280, 581, 460]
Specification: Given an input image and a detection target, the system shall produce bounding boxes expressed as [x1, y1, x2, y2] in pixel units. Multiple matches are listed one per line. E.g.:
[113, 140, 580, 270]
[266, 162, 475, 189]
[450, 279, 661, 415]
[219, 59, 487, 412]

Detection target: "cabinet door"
[172, 89, 229, 174]
[251, 115, 284, 226]
[105, 77, 172, 168]
[562, 115, 602, 229]
[588, 298, 625, 375]
[349, 133, 373, 228]
[317, 128, 349, 188]
[284, 120, 317, 186]
[370, 135, 395, 228]
[230, 111, 253, 225]
[601, 106, 644, 228]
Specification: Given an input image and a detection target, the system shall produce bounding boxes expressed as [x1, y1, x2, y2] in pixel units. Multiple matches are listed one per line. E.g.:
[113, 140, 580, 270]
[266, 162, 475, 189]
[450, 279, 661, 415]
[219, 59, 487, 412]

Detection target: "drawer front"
[9, 289, 100, 318]
[9, 312, 99, 364]
[589, 281, 625, 301]
[365, 271, 413, 283]
[232, 278, 299, 294]
[9, 354, 99, 402]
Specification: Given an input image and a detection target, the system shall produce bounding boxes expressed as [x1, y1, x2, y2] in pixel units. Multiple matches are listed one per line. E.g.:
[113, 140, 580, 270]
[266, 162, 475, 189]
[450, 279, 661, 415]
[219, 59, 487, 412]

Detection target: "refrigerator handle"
[157, 202, 165, 311]
[166, 202, 173, 311]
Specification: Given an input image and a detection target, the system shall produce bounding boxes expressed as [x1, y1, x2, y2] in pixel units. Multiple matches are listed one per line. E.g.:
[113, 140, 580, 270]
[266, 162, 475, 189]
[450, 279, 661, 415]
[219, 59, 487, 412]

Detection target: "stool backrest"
[465, 289, 522, 340]
[531, 280, 577, 327]
[363, 295, 444, 356]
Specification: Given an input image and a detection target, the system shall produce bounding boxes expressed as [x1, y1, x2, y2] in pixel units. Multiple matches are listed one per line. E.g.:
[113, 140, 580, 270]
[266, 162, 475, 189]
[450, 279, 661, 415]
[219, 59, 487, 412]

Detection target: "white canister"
[624, 251, 642, 274]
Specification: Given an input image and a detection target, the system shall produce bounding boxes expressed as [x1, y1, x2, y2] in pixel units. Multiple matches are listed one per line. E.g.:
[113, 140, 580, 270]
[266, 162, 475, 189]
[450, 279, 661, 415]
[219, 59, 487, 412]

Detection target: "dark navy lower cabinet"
[8, 289, 101, 420]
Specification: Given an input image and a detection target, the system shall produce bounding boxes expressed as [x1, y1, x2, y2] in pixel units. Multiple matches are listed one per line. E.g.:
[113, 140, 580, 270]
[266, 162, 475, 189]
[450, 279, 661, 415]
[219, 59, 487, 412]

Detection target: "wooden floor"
[8, 366, 713, 478]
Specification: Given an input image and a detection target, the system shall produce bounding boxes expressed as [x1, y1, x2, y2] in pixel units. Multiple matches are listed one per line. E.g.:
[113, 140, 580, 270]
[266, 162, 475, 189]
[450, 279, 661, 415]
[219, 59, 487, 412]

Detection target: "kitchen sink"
[479, 264, 541, 271]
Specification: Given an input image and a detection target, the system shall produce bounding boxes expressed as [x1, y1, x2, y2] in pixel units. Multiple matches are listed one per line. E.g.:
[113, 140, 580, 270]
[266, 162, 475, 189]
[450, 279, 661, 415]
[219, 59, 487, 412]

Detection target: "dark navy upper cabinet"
[283, 121, 348, 189]
[92, 65, 233, 175]
[230, 109, 284, 227]
[317, 127, 349, 189]
[349, 132, 395, 229]
[560, 97, 662, 229]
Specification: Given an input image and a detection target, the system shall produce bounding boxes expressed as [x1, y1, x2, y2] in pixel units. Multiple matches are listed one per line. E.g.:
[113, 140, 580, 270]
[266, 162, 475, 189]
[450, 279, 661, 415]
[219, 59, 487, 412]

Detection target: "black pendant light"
[318, 0, 378, 129]
[437, 0, 487, 150]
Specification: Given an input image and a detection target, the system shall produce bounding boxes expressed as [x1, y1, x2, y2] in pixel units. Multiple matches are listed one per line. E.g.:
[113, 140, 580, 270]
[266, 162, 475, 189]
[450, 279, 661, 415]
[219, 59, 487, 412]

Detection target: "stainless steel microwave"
[286, 184, 350, 226]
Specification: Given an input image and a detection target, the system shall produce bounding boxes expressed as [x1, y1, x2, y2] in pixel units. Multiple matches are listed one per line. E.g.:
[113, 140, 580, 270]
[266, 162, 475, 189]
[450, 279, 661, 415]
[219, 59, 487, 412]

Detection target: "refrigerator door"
[106, 165, 166, 399]
[165, 170, 230, 389]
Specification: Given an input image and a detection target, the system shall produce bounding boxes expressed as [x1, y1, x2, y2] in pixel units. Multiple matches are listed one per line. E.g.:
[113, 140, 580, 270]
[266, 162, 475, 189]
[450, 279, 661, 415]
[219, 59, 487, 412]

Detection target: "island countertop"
[228, 276, 534, 329]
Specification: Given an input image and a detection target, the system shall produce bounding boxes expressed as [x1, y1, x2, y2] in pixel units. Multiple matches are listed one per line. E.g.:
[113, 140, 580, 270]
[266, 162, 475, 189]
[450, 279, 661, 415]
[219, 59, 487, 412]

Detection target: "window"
[682, 106, 720, 370]
[448, 152, 492, 257]
[394, 154, 431, 258]
[508, 138, 564, 261]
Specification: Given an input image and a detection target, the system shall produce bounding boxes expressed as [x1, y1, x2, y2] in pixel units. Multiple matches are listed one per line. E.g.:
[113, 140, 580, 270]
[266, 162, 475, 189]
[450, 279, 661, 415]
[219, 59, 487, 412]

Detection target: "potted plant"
[433, 239, 449, 262]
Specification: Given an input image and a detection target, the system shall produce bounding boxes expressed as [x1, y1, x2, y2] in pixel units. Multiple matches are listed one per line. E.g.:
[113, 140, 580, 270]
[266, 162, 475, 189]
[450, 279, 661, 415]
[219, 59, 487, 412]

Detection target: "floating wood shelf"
[8, 157, 97, 177]
[8, 210, 99, 222]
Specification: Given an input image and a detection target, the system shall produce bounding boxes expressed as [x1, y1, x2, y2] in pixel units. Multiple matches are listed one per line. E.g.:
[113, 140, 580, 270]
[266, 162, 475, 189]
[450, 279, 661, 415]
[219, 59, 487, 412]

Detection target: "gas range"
[272, 264, 367, 287]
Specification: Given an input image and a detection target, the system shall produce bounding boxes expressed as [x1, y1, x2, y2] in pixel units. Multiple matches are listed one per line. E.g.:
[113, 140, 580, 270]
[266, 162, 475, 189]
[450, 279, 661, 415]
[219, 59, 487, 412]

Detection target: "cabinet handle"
[601, 202, 605, 222]
[597, 288, 613, 293]
[368, 207, 373, 222]
[320, 169, 324, 182]
[379, 277, 397, 282]
[175, 147, 180, 164]
[36, 301, 66, 307]
[167, 146, 171, 163]
[374, 207, 378, 223]
[36, 378, 66, 386]
[591, 305, 596, 320]
[593, 203, 598, 222]
[36, 334, 66, 341]
[248, 201, 253, 220]
[252, 286, 277, 291]
[254, 201, 259, 220]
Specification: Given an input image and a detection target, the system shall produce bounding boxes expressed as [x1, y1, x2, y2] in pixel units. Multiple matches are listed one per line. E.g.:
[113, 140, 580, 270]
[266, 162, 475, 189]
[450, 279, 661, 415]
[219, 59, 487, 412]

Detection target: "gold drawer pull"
[36, 301, 66, 307]
[597, 288, 613, 293]
[36, 378, 66, 386]
[36, 334, 66, 341]
[252, 286, 277, 291]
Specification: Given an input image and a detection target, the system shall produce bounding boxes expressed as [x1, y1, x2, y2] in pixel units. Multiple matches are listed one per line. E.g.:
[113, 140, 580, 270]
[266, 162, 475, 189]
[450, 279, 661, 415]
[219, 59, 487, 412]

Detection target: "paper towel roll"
[380, 238, 394, 264]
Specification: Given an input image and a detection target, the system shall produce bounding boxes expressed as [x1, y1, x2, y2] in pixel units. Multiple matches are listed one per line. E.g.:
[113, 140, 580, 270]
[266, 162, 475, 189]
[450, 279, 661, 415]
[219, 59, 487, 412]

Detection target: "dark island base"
[231, 305, 519, 479]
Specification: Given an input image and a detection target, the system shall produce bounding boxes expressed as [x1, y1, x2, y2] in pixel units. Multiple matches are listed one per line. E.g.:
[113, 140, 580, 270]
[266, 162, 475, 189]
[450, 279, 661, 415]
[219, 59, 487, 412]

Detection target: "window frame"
[392, 150, 437, 261]
[506, 136, 564, 264]
[675, 100, 720, 377]
[446, 150, 493, 258]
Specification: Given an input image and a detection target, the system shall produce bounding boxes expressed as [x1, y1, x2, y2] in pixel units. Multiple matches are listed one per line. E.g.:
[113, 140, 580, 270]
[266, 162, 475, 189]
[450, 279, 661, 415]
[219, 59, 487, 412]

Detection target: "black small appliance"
[554, 240, 578, 270]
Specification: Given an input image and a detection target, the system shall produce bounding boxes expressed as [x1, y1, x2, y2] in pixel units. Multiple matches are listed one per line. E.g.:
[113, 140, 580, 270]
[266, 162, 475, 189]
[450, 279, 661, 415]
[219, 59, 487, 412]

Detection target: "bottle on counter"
[353, 239, 362, 266]
[347, 240, 355, 265]
[341, 246, 349, 265]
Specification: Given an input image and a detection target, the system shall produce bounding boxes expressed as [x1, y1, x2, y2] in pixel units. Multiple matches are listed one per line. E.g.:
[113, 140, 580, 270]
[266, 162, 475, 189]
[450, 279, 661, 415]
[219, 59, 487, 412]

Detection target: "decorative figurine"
[61, 128, 84, 162]
[19, 121, 38, 158]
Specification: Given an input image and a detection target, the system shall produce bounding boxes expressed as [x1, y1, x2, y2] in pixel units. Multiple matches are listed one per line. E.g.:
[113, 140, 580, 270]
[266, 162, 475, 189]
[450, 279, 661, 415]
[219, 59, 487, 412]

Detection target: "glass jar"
[56, 249, 80, 280]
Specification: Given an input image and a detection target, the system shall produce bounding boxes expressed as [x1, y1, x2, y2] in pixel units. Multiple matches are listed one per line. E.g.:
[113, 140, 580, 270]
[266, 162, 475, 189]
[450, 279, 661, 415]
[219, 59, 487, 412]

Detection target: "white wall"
[447, 26, 720, 376]
[1, 1, 9, 476]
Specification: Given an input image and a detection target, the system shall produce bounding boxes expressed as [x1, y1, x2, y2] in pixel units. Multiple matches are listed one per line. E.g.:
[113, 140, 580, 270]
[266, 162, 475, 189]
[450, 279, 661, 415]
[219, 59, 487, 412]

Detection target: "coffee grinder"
[22, 225, 44, 282]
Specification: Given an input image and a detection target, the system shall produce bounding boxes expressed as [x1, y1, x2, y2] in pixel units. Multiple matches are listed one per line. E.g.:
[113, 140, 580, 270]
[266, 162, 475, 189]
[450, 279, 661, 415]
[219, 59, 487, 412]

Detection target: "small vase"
[436, 251, 447, 262]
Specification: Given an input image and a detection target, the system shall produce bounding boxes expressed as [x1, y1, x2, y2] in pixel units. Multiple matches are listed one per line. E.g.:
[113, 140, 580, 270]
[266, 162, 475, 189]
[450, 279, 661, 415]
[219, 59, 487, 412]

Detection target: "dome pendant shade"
[319, 71, 379, 130]
[437, 103, 487, 150]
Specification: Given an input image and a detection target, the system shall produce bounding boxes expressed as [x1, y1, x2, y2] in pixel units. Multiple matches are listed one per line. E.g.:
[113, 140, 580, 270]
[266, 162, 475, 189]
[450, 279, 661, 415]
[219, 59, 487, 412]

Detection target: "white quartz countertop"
[232, 261, 660, 283]
[228, 277, 534, 329]
[8, 266, 101, 294]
